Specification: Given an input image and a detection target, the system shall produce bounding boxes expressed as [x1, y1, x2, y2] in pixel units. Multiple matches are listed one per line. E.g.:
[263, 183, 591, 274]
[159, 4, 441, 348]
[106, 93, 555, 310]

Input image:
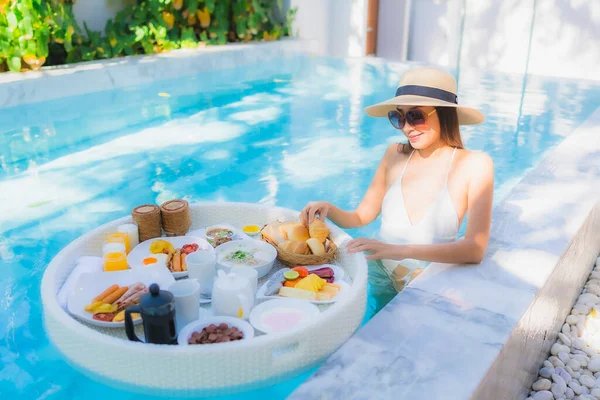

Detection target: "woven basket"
[260, 229, 338, 267]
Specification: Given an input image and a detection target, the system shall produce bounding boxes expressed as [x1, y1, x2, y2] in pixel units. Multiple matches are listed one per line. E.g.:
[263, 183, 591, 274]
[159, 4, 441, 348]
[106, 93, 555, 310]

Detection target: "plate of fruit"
[128, 236, 214, 278]
[256, 265, 349, 304]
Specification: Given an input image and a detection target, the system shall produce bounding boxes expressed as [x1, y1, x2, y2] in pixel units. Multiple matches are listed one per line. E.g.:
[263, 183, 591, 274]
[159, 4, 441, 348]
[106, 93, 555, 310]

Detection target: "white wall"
[376, 0, 410, 60]
[399, 0, 600, 81]
[527, 0, 599, 81]
[290, 0, 367, 58]
[73, 0, 133, 32]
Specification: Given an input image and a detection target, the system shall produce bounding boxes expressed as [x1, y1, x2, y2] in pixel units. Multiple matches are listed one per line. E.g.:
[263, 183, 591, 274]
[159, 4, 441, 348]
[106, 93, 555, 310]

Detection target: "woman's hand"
[346, 238, 406, 260]
[300, 201, 332, 225]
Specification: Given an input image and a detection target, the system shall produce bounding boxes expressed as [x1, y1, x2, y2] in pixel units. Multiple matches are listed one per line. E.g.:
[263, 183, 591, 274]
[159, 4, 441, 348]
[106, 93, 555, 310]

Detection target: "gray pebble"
[552, 382, 566, 397]
[581, 370, 594, 378]
[568, 359, 582, 371]
[556, 367, 572, 383]
[579, 374, 596, 388]
[560, 333, 573, 347]
[552, 356, 567, 368]
[560, 353, 573, 363]
[540, 367, 555, 378]
[545, 360, 555, 369]
[569, 380, 583, 395]
[566, 387, 575, 399]
[533, 378, 552, 391]
[553, 373, 567, 388]
[532, 391, 554, 400]
[573, 338, 586, 350]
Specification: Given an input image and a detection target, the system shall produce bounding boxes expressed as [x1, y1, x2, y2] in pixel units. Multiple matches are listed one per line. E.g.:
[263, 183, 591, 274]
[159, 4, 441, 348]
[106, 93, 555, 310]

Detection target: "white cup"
[186, 250, 217, 297]
[169, 279, 201, 333]
[231, 267, 258, 296]
[102, 242, 126, 256]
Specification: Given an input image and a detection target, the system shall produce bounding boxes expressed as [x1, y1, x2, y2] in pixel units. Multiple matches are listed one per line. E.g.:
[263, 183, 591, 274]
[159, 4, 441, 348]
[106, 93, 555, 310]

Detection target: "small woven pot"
[260, 229, 338, 267]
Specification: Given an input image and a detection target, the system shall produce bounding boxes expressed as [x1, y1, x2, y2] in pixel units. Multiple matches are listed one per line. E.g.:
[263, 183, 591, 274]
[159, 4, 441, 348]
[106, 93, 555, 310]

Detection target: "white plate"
[256, 265, 349, 304]
[177, 316, 254, 345]
[67, 264, 176, 328]
[128, 236, 214, 278]
[249, 299, 320, 334]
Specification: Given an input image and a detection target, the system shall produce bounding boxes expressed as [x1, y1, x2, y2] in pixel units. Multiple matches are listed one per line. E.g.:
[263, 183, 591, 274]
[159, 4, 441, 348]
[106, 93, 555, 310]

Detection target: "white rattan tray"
[41, 202, 368, 397]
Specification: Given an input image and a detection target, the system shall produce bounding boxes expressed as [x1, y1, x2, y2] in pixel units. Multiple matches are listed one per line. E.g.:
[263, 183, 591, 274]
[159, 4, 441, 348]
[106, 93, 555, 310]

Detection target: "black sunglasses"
[387, 108, 436, 130]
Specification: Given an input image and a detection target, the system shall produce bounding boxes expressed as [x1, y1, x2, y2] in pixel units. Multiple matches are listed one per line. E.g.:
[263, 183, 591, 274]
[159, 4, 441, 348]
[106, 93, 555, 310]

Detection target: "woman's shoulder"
[455, 148, 494, 179]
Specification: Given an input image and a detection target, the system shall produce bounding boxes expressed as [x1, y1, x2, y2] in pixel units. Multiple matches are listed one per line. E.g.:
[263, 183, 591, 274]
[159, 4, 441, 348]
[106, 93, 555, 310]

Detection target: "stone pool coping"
[290, 107, 600, 399]
[0, 38, 316, 109]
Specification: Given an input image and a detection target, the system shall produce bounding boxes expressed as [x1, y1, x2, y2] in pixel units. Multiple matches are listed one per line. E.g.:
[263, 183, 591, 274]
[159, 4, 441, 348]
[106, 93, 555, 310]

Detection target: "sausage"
[172, 250, 181, 272]
[181, 253, 187, 271]
[103, 286, 128, 304]
[92, 284, 119, 303]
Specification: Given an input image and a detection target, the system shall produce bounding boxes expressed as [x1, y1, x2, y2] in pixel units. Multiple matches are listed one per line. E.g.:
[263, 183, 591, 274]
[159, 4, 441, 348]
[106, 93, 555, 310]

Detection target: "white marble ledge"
[289, 287, 513, 400]
[0, 39, 316, 109]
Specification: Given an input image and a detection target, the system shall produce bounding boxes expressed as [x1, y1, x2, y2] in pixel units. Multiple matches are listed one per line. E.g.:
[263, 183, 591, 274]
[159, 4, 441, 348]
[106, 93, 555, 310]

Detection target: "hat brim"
[364, 94, 485, 125]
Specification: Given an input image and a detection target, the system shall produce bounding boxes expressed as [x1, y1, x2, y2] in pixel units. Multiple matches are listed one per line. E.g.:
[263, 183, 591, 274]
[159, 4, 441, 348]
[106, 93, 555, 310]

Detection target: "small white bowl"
[215, 238, 277, 279]
[177, 316, 254, 346]
[204, 225, 237, 247]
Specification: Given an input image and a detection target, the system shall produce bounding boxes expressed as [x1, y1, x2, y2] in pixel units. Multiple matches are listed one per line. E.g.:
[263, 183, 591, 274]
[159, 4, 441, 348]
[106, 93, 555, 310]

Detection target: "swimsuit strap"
[445, 147, 457, 184]
[400, 150, 415, 179]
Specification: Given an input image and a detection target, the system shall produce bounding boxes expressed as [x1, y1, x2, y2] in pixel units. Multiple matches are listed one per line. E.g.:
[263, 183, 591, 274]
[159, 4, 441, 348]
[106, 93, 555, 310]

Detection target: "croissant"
[309, 220, 329, 242]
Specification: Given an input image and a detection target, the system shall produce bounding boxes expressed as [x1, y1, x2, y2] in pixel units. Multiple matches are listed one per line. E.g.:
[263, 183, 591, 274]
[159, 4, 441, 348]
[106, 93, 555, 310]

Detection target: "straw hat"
[365, 67, 485, 125]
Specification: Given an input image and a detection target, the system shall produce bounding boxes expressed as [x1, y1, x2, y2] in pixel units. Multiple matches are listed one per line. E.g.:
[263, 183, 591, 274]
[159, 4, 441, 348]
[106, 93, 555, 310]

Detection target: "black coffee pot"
[125, 283, 177, 345]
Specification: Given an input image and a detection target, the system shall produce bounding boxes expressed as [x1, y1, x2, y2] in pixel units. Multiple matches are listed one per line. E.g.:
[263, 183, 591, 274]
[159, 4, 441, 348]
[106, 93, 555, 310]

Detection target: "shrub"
[0, 0, 296, 73]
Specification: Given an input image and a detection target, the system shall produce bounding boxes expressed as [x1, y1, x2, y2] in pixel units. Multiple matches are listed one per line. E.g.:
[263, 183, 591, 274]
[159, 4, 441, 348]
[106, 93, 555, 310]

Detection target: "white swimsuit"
[379, 147, 460, 275]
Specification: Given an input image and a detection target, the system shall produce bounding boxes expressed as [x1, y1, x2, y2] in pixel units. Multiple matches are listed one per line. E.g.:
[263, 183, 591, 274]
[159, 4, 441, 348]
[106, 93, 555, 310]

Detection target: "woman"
[300, 67, 494, 291]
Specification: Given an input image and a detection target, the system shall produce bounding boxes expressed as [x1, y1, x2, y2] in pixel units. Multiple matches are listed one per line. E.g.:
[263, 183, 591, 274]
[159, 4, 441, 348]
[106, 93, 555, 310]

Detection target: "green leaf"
[187, 0, 198, 14]
[7, 56, 21, 72]
[205, 0, 215, 13]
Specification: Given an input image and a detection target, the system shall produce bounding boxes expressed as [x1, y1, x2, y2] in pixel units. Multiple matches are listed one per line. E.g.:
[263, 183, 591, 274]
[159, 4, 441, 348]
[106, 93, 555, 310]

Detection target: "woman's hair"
[397, 107, 463, 154]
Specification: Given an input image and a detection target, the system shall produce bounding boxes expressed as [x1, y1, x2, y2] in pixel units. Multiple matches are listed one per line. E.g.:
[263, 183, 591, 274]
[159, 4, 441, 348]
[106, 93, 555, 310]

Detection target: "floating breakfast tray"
[41, 202, 368, 397]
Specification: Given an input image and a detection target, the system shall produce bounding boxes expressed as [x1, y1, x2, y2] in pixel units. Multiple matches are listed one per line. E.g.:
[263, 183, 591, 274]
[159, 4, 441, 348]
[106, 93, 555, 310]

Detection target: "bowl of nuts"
[177, 316, 255, 346]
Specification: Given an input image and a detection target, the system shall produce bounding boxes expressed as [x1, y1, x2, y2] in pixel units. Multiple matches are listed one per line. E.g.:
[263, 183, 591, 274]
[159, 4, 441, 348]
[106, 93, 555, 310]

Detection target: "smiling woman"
[300, 67, 494, 291]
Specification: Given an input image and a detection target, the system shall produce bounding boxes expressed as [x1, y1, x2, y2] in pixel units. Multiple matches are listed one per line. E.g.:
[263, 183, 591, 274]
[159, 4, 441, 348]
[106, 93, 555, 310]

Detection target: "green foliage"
[0, 0, 297, 73]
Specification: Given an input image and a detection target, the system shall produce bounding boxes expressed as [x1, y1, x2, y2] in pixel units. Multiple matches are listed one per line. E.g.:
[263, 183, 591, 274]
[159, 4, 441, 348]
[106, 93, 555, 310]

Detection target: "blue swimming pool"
[0, 54, 599, 399]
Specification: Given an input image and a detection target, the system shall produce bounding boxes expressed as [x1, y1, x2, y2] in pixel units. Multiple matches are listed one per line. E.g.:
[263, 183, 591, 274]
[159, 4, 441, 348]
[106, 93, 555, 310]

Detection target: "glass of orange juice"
[104, 252, 129, 271]
[105, 232, 131, 254]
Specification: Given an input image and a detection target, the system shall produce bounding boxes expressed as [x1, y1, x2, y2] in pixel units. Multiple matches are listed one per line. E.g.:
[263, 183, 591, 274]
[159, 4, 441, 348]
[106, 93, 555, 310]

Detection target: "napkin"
[57, 256, 103, 310]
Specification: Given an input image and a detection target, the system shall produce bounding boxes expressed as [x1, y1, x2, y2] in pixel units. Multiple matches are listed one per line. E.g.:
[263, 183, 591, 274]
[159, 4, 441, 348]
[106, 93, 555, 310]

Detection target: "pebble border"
[528, 256, 600, 400]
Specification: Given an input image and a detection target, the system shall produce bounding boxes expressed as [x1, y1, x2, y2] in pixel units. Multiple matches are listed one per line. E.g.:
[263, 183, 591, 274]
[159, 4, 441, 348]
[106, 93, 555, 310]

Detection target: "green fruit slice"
[283, 270, 300, 280]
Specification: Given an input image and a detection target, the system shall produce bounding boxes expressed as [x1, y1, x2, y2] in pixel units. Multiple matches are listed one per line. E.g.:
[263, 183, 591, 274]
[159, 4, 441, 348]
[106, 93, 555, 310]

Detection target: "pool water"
[0, 55, 598, 399]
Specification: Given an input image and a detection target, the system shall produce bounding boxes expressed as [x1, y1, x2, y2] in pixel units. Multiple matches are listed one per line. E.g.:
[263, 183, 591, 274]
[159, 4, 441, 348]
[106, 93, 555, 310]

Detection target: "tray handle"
[270, 340, 307, 370]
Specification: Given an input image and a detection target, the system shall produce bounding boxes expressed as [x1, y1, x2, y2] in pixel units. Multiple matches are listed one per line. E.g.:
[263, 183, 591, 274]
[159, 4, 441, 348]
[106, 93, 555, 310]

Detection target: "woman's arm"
[300, 144, 396, 229]
[347, 152, 494, 264]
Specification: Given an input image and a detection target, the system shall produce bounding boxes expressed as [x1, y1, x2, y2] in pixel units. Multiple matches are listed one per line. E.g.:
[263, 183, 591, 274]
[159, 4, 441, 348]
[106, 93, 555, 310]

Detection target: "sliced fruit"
[295, 274, 326, 292]
[143, 257, 157, 265]
[292, 266, 309, 278]
[316, 292, 332, 301]
[320, 285, 339, 296]
[278, 287, 316, 300]
[283, 270, 300, 280]
[284, 278, 302, 288]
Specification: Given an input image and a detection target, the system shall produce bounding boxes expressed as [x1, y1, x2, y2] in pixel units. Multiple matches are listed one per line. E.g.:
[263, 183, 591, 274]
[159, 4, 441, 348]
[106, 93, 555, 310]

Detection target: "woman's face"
[396, 106, 441, 149]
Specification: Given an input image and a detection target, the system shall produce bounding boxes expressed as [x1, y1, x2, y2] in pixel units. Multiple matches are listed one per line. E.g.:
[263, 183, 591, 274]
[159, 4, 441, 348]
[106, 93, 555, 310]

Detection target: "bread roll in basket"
[260, 220, 337, 266]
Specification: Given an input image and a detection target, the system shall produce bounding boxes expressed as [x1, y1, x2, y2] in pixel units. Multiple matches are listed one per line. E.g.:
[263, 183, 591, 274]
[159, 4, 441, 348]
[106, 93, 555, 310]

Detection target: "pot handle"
[125, 305, 143, 342]
[236, 293, 252, 319]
